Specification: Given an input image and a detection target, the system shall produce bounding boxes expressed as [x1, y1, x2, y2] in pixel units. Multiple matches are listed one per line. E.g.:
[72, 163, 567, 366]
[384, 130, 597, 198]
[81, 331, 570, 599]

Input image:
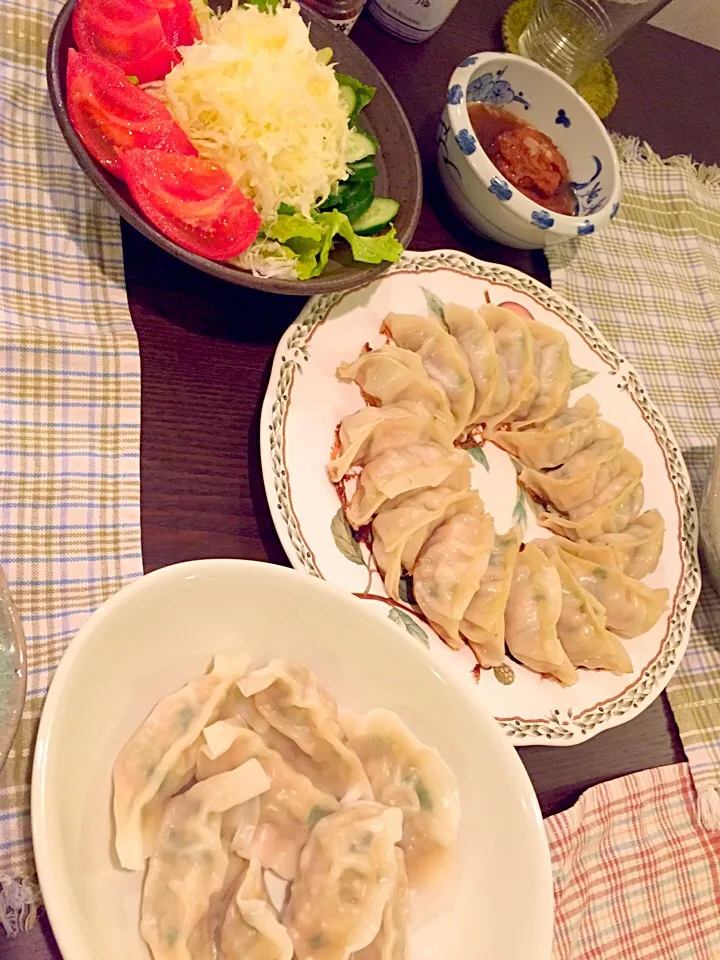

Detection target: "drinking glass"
[519, 0, 670, 84]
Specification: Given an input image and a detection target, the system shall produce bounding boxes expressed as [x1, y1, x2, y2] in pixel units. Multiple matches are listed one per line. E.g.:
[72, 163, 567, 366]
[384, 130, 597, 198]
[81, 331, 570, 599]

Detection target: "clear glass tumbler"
[519, 0, 670, 83]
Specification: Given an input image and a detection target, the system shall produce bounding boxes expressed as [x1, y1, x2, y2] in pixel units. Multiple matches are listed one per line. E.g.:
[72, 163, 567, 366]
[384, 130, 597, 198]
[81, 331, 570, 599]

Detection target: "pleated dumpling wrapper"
[371, 464, 472, 602]
[113, 653, 251, 870]
[488, 395, 621, 472]
[461, 527, 521, 668]
[140, 759, 271, 960]
[504, 543, 578, 685]
[239, 660, 372, 802]
[412, 493, 494, 648]
[218, 856, 294, 960]
[337, 344, 454, 435]
[340, 708, 459, 889]
[197, 718, 339, 881]
[284, 801, 404, 960]
[537, 540, 633, 674]
[554, 547, 669, 638]
[382, 312, 475, 439]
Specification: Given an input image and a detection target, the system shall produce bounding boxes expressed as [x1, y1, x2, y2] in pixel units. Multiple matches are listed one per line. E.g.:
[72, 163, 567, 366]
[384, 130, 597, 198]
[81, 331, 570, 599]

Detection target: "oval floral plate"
[259, 250, 700, 745]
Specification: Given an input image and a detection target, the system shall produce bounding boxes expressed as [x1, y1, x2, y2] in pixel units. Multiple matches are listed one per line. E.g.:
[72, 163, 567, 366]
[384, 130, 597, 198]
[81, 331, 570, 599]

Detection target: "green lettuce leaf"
[263, 210, 402, 279]
[265, 213, 323, 244]
[335, 73, 376, 124]
[313, 211, 403, 269]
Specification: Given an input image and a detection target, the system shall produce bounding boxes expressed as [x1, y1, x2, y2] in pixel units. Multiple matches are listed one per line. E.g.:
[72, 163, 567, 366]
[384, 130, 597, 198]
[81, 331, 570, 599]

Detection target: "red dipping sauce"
[468, 104, 577, 216]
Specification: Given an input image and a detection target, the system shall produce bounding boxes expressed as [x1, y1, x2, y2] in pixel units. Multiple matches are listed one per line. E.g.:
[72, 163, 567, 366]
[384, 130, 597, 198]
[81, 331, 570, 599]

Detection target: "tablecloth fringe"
[0, 873, 39, 936]
[611, 133, 720, 187]
[698, 784, 720, 831]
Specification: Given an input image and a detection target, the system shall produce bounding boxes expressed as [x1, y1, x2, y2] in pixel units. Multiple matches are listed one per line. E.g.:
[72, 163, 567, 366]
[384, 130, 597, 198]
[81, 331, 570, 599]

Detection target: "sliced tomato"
[72, 0, 179, 83]
[121, 149, 261, 260]
[66, 50, 197, 179]
[154, 0, 201, 47]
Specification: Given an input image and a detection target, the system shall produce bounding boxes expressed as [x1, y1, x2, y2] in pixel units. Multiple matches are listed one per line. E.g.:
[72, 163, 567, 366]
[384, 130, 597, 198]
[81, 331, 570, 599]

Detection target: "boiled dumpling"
[508, 319, 571, 428]
[488, 396, 622, 471]
[239, 661, 372, 802]
[337, 345, 454, 433]
[346, 444, 469, 530]
[504, 544, 578, 685]
[461, 527, 521, 667]
[412, 494, 495, 649]
[538, 451, 644, 541]
[383, 312, 475, 438]
[353, 850, 409, 960]
[372, 466, 473, 601]
[339, 709, 459, 887]
[197, 719, 339, 881]
[284, 801, 403, 960]
[555, 549, 669, 638]
[537, 541, 633, 673]
[443, 302, 499, 426]
[140, 760, 271, 960]
[113, 653, 250, 870]
[480, 305, 535, 428]
[328, 402, 442, 483]
[218, 857, 294, 960]
[593, 509, 665, 579]
[519, 436, 625, 513]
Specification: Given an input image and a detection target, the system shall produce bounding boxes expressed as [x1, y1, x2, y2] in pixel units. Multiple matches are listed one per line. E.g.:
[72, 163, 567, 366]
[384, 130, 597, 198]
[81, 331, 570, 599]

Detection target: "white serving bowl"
[438, 51, 621, 249]
[32, 559, 553, 960]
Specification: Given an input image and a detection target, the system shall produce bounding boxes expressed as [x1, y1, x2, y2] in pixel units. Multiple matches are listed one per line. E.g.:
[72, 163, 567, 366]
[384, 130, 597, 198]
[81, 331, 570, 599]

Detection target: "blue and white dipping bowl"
[438, 52, 621, 250]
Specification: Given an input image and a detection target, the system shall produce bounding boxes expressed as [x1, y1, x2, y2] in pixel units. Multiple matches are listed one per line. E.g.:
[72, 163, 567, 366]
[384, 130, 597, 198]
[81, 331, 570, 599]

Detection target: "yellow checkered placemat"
[0, 0, 143, 931]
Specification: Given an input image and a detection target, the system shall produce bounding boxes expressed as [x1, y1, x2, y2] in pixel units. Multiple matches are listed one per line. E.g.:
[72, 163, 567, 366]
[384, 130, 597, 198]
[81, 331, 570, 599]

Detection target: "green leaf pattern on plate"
[570, 364, 597, 390]
[467, 445, 489, 470]
[331, 508, 364, 565]
[512, 487, 527, 533]
[420, 287, 446, 326]
[388, 607, 429, 646]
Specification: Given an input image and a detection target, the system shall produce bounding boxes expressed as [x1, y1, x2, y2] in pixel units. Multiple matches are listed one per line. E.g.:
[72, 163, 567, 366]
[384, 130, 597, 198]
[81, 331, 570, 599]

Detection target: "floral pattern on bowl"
[532, 209, 555, 230]
[437, 52, 621, 249]
[489, 177, 513, 201]
[455, 129, 477, 156]
[467, 68, 530, 110]
[570, 156, 608, 217]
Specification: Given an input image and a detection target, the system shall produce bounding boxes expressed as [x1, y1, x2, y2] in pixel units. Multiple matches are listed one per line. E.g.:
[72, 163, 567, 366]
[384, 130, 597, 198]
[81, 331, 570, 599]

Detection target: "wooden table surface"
[6, 0, 719, 956]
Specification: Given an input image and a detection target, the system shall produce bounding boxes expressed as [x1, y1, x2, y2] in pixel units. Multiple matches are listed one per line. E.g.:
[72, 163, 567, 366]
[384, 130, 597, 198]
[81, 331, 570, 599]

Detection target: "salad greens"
[258, 60, 402, 279]
[265, 211, 402, 280]
[199, 0, 403, 279]
[334, 73, 376, 125]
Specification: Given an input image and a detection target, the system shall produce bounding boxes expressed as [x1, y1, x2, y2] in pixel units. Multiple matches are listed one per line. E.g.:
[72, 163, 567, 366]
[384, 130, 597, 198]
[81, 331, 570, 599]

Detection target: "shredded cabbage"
[157, 1, 348, 221]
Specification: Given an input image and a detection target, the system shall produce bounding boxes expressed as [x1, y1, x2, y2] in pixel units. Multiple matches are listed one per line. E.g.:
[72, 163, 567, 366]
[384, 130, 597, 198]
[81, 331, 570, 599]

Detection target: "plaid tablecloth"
[547, 136, 720, 831]
[0, 0, 142, 932]
[548, 763, 720, 959]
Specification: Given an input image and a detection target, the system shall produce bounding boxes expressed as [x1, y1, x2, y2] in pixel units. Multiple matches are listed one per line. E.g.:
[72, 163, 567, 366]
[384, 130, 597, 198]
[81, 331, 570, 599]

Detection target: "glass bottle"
[300, 0, 367, 33]
[367, 0, 462, 42]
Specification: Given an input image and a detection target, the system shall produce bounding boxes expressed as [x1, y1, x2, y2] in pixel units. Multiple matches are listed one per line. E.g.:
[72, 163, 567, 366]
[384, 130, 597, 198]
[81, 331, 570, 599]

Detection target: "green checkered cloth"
[0, 0, 142, 932]
[547, 135, 720, 829]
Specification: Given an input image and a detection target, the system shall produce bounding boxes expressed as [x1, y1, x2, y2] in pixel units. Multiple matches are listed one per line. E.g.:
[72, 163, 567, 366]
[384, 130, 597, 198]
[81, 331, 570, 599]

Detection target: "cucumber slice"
[351, 197, 400, 235]
[346, 129, 377, 163]
[348, 158, 377, 182]
[338, 84, 357, 118]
